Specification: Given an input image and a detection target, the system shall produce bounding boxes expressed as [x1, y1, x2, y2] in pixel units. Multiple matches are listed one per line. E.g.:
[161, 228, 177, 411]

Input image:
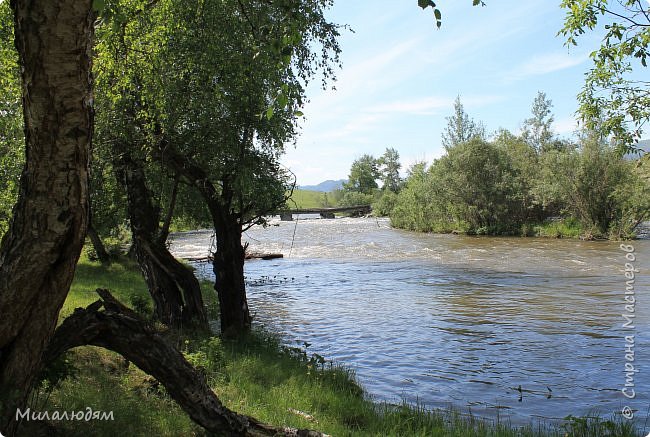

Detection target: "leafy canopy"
[0, 2, 24, 238]
[441, 96, 485, 150]
[344, 154, 379, 195]
[522, 91, 556, 153]
[559, 0, 650, 148]
[377, 147, 402, 193]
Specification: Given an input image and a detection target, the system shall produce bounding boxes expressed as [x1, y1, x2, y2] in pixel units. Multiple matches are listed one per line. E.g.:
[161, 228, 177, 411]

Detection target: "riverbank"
[30, 255, 640, 436]
[388, 215, 647, 240]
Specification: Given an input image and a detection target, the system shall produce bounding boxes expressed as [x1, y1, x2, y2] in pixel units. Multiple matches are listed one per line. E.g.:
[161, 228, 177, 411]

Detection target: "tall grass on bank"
[529, 217, 583, 239]
[286, 189, 329, 209]
[29, 254, 643, 436]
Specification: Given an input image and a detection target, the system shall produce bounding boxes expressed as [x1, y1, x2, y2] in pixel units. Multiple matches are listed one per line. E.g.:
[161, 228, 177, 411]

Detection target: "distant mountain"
[634, 139, 649, 153]
[625, 139, 650, 159]
[298, 179, 346, 192]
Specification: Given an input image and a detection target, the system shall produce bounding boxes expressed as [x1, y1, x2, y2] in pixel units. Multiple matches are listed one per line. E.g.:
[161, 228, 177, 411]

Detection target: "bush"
[391, 140, 526, 235]
[372, 191, 398, 216]
[338, 191, 375, 208]
[535, 137, 650, 238]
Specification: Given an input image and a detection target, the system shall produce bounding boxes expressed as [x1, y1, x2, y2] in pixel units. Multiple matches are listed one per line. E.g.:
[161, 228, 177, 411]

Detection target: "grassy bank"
[287, 189, 329, 209]
[29, 255, 641, 436]
[388, 215, 639, 240]
[526, 218, 583, 239]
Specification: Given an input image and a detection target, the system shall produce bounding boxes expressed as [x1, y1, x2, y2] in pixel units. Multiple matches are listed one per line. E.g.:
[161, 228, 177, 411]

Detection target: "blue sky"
[282, 0, 604, 186]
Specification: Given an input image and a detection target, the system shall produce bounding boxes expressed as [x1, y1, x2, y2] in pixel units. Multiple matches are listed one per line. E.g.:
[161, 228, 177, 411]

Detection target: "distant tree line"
[386, 94, 650, 239]
[334, 94, 649, 239]
[324, 147, 403, 215]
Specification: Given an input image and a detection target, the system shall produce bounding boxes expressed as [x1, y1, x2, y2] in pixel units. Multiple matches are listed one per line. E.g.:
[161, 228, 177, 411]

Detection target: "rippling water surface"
[170, 217, 650, 426]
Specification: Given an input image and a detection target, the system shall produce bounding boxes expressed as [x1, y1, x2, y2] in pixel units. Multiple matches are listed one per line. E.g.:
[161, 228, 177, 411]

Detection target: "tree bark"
[115, 149, 207, 329]
[87, 223, 111, 264]
[156, 146, 252, 336]
[0, 1, 94, 434]
[213, 212, 251, 337]
[44, 289, 326, 437]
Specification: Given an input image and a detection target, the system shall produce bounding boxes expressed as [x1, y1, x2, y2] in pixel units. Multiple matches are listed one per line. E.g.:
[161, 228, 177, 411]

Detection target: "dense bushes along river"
[386, 134, 649, 240]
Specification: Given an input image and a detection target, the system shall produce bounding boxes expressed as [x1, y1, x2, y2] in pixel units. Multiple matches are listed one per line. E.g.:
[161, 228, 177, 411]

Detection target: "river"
[169, 217, 650, 427]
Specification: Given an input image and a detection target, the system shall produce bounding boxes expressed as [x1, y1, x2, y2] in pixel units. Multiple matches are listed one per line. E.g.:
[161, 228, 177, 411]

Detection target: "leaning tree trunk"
[0, 1, 94, 435]
[87, 223, 111, 264]
[115, 149, 207, 329]
[43, 289, 326, 436]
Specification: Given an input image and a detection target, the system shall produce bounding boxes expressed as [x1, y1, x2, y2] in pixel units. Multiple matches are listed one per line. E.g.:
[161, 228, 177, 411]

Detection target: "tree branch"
[602, 6, 649, 27]
[637, 0, 650, 22]
[237, 0, 259, 39]
[44, 289, 329, 436]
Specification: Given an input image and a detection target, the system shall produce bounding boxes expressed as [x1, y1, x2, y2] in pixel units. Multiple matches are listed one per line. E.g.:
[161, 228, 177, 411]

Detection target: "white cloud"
[368, 94, 504, 116]
[370, 96, 453, 115]
[315, 37, 423, 107]
[317, 113, 388, 142]
[505, 52, 589, 82]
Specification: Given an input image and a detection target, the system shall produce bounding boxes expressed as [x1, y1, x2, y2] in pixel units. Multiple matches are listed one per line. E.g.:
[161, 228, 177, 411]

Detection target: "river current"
[169, 217, 650, 427]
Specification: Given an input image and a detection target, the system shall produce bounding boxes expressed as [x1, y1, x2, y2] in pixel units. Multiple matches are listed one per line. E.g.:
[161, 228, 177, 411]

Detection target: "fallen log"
[44, 289, 326, 436]
[184, 252, 283, 263]
[245, 252, 284, 260]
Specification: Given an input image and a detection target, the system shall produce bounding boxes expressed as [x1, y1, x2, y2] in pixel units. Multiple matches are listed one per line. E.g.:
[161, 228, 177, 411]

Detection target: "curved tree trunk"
[135, 237, 208, 329]
[115, 148, 208, 329]
[0, 1, 94, 434]
[44, 290, 326, 437]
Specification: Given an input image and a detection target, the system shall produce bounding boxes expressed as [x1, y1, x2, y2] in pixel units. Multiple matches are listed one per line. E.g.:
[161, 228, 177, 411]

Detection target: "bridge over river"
[279, 205, 371, 220]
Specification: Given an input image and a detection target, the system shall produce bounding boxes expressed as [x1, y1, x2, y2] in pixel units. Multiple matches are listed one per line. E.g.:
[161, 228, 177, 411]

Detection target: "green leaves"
[344, 154, 380, 195]
[417, 0, 441, 28]
[92, 0, 106, 13]
[0, 2, 24, 239]
[418, 1, 485, 29]
[559, 0, 650, 147]
[277, 92, 288, 109]
[441, 96, 486, 150]
[417, 0, 435, 9]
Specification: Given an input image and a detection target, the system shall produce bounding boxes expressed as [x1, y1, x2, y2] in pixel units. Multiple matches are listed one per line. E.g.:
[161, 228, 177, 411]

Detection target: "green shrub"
[338, 191, 374, 208]
[372, 190, 398, 216]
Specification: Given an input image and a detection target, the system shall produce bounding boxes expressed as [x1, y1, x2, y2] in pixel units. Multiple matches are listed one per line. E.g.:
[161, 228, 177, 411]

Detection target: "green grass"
[286, 189, 329, 209]
[392, 216, 598, 240]
[32, 254, 643, 436]
[62, 254, 147, 321]
[65, 252, 219, 322]
[32, 348, 198, 437]
[531, 217, 584, 239]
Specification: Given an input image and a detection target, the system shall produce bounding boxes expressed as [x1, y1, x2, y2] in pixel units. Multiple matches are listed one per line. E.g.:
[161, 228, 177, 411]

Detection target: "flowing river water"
[170, 217, 650, 427]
